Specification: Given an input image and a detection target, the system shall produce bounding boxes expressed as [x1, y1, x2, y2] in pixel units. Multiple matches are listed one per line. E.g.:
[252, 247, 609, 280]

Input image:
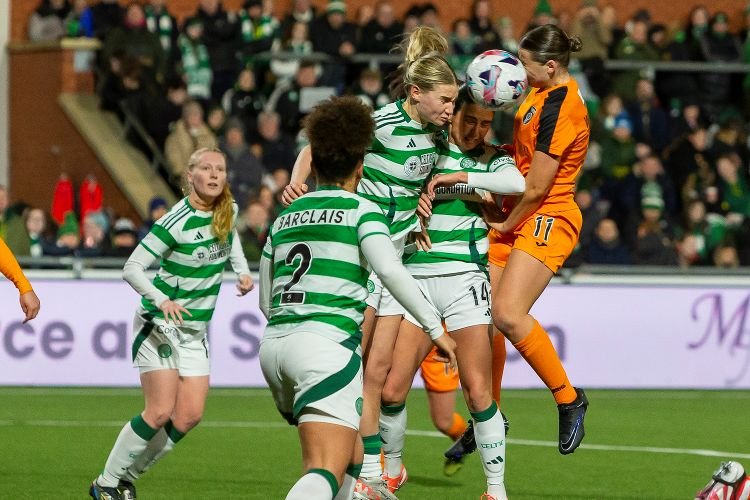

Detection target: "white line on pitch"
[1, 419, 748, 460]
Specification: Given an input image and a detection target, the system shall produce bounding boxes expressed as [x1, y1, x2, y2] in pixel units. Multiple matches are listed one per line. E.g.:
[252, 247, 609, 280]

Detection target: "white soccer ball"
[465, 50, 528, 111]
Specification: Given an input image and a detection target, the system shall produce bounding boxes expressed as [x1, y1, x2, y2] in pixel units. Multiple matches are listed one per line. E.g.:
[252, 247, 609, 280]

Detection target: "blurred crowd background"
[5, 0, 750, 269]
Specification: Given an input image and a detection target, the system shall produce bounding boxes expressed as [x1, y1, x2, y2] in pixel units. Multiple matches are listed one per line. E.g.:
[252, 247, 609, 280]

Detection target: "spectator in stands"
[684, 5, 710, 61]
[716, 153, 750, 219]
[591, 93, 624, 142]
[614, 154, 679, 241]
[359, 1, 402, 55]
[698, 12, 742, 121]
[107, 217, 139, 257]
[222, 68, 267, 142]
[470, 0, 500, 52]
[676, 199, 726, 266]
[599, 112, 637, 185]
[569, 0, 612, 98]
[79, 211, 110, 257]
[144, 0, 178, 66]
[625, 78, 670, 153]
[612, 19, 659, 102]
[711, 112, 747, 162]
[527, 0, 556, 31]
[101, 3, 165, 82]
[280, 0, 317, 36]
[138, 197, 168, 240]
[146, 77, 187, 149]
[402, 4, 422, 35]
[237, 0, 279, 68]
[23, 208, 57, 258]
[419, 3, 443, 32]
[496, 16, 519, 54]
[655, 29, 699, 108]
[664, 125, 712, 212]
[668, 98, 706, 141]
[28, 0, 71, 42]
[221, 119, 266, 209]
[253, 111, 296, 175]
[65, 0, 94, 38]
[713, 240, 741, 268]
[309, 0, 357, 88]
[269, 60, 319, 136]
[238, 200, 270, 262]
[586, 218, 632, 265]
[165, 100, 218, 181]
[449, 18, 479, 74]
[675, 233, 705, 268]
[270, 20, 313, 85]
[51, 211, 80, 256]
[90, 0, 123, 40]
[178, 17, 213, 104]
[632, 193, 678, 265]
[194, 0, 240, 102]
[207, 104, 227, 137]
[353, 68, 389, 111]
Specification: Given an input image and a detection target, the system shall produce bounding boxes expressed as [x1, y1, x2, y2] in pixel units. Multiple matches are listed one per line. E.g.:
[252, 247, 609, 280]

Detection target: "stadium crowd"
[8, 0, 750, 268]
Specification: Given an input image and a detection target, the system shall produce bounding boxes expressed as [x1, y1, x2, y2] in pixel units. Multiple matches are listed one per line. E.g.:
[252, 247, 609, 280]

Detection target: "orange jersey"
[0, 238, 32, 294]
[512, 77, 590, 212]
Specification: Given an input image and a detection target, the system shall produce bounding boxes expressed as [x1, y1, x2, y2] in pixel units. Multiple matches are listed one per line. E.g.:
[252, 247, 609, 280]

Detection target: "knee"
[463, 384, 492, 414]
[171, 413, 202, 433]
[492, 304, 522, 339]
[381, 380, 407, 407]
[142, 408, 173, 429]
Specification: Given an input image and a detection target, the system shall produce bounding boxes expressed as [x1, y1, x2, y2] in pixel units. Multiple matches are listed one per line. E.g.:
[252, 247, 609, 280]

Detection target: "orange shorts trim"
[488, 208, 582, 273]
[420, 346, 460, 392]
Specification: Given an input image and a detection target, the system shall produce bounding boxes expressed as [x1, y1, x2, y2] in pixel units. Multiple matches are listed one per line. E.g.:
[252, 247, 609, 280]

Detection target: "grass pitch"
[0, 387, 747, 499]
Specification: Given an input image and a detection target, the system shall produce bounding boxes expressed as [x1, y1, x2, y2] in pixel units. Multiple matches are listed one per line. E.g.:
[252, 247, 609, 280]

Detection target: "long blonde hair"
[186, 148, 234, 243]
[389, 26, 457, 99]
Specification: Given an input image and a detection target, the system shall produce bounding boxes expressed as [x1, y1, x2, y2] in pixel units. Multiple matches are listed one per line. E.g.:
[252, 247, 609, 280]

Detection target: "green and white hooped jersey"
[263, 187, 390, 348]
[137, 198, 237, 330]
[404, 142, 515, 276]
[357, 100, 442, 249]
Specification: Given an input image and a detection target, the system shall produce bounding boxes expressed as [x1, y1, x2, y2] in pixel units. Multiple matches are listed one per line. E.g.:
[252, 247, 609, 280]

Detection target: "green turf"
[0, 387, 747, 499]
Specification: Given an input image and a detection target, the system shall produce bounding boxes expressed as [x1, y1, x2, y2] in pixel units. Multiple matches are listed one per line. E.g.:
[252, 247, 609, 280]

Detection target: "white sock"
[379, 403, 406, 477]
[98, 415, 158, 487]
[286, 470, 337, 500]
[472, 402, 507, 500]
[124, 420, 185, 481]
[333, 472, 357, 500]
[360, 434, 382, 479]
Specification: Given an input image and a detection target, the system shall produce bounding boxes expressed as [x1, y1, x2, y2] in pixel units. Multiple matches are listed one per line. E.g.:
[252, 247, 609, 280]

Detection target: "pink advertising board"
[1, 279, 748, 388]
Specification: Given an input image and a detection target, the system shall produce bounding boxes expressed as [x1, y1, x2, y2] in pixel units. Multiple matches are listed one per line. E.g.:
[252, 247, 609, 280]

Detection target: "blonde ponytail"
[211, 184, 234, 243]
[389, 26, 457, 99]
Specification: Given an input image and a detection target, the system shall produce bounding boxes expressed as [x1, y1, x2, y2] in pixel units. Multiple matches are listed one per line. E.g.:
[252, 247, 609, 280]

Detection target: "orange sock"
[512, 320, 577, 405]
[491, 330, 506, 406]
[446, 412, 467, 440]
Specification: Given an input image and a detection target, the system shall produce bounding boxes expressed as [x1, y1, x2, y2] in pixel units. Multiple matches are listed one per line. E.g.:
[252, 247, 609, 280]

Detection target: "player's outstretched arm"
[0, 238, 40, 322]
[426, 157, 525, 198]
[361, 232, 457, 369]
[281, 145, 312, 206]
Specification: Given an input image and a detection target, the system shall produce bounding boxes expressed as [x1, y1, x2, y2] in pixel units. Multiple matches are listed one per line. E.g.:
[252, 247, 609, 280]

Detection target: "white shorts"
[365, 272, 406, 317]
[131, 312, 210, 377]
[259, 332, 363, 430]
[403, 271, 492, 332]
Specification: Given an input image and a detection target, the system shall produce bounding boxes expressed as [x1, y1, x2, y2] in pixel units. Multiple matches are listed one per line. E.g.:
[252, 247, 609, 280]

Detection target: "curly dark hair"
[304, 96, 375, 184]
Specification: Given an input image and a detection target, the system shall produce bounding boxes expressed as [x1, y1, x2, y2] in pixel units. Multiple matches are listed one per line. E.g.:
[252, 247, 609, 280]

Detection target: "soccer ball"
[465, 50, 528, 111]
